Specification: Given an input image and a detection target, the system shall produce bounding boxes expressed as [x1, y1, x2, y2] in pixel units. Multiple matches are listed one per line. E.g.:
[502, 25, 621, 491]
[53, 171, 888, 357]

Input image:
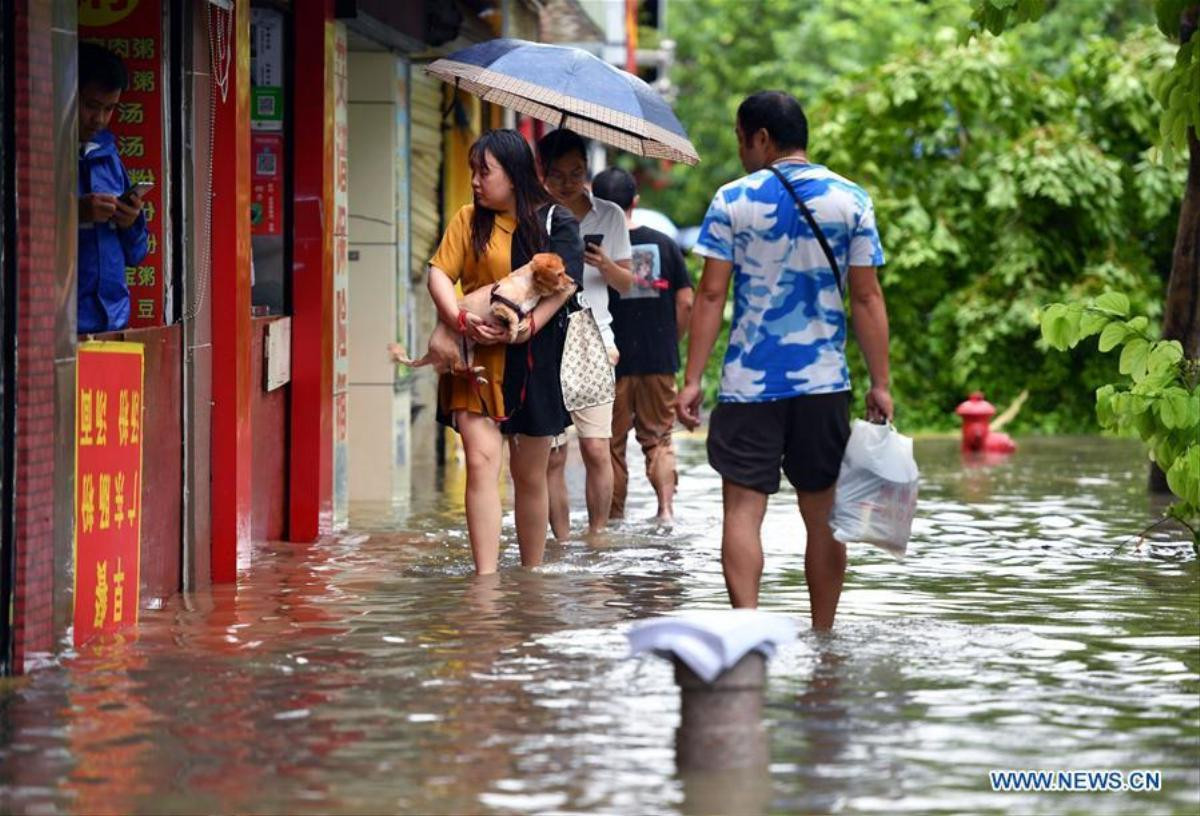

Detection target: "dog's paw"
[513, 318, 531, 343]
[387, 342, 412, 364]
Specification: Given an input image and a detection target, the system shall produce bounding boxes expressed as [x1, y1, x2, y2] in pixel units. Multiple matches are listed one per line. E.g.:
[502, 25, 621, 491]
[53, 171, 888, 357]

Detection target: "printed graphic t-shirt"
[608, 225, 692, 377]
[693, 161, 885, 403]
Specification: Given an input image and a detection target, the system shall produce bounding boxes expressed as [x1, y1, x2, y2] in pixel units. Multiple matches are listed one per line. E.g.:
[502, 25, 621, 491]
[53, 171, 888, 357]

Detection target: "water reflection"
[0, 436, 1196, 814]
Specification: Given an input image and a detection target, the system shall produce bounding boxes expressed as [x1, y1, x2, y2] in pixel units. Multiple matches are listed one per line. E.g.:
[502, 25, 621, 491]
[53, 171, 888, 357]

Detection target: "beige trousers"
[609, 374, 678, 518]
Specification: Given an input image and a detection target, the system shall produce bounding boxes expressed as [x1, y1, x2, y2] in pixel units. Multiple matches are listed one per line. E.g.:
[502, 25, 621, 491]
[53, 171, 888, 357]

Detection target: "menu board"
[80, 0, 166, 327]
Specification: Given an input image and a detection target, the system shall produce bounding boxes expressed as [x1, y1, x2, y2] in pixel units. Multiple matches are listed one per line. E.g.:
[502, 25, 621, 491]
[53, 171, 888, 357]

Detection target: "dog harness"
[458, 301, 536, 424]
[489, 284, 528, 323]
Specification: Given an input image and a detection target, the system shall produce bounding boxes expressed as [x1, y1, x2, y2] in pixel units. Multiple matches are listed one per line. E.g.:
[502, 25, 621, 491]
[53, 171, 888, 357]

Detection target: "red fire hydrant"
[955, 392, 1016, 454]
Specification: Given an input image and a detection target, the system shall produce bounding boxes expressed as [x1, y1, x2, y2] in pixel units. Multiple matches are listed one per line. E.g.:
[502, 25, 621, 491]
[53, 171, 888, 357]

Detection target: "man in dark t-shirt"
[592, 168, 694, 523]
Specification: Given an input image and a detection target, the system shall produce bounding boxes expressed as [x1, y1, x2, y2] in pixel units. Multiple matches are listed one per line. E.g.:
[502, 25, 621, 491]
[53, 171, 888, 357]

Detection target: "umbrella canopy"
[427, 38, 699, 165]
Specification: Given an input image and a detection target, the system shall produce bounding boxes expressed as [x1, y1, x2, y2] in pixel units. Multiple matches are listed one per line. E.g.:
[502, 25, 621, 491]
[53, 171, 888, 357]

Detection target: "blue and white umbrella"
[427, 38, 700, 165]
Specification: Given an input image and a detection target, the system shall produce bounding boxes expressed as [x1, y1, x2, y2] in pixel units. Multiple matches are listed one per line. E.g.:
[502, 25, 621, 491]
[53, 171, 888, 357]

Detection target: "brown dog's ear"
[531, 252, 568, 293]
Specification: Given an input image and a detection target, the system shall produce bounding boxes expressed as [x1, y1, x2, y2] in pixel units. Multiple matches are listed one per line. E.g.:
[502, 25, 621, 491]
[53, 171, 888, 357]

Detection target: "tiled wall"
[346, 50, 410, 504]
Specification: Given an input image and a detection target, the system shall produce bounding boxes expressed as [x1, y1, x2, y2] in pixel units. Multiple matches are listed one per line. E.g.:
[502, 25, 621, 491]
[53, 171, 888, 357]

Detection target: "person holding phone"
[537, 129, 633, 536]
[77, 42, 148, 334]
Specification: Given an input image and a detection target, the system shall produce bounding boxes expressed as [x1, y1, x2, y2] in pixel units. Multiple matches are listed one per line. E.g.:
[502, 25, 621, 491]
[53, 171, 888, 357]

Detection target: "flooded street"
[1, 435, 1197, 815]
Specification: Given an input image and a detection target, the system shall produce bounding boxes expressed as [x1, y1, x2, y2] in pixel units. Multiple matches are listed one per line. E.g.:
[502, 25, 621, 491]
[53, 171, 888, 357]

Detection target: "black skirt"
[499, 303, 571, 436]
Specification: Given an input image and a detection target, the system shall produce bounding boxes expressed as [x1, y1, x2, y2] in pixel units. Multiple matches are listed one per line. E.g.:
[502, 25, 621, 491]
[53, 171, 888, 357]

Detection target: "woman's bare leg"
[508, 434, 553, 567]
[456, 410, 503, 574]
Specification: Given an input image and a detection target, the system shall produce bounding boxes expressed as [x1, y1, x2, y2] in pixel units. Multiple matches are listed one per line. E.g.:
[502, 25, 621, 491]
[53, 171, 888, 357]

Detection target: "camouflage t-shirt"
[693, 161, 885, 403]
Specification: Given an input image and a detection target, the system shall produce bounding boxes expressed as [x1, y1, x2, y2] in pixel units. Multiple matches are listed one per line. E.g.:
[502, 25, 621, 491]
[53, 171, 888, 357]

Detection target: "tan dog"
[389, 252, 573, 383]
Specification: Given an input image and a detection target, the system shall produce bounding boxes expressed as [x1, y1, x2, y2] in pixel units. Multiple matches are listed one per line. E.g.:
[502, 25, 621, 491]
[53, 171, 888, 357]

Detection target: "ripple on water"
[0, 436, 1196, 815]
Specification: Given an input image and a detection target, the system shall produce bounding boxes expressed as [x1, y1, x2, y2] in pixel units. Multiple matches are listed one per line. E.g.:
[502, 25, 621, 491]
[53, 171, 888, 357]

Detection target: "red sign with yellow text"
[80, 0, 165, 327]
[74, 342, 144, 646]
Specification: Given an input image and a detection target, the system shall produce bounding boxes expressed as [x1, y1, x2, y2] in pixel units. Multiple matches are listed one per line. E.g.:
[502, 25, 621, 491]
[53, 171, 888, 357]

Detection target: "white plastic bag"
[831, 420, 919, 557]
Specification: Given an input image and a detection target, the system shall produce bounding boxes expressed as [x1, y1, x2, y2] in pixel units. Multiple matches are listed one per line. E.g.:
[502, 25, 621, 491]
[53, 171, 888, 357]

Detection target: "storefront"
[1, 0, 565, 675]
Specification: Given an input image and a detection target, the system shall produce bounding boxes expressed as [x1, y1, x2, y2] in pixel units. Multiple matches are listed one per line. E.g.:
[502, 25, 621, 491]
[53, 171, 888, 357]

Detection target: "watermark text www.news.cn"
[990, 770, 1162, 793]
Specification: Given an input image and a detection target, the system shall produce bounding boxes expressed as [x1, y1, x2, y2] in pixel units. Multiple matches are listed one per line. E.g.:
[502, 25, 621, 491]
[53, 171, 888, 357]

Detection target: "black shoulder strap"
[766, 164, 844, 300]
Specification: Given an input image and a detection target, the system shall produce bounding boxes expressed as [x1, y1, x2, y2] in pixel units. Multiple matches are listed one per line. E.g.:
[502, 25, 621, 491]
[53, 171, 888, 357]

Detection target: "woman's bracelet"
[456, 310, 468, 335]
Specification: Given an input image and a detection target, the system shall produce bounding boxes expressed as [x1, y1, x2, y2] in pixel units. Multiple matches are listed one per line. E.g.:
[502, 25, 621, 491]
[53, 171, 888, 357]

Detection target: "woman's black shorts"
[706, 391, 851, 494]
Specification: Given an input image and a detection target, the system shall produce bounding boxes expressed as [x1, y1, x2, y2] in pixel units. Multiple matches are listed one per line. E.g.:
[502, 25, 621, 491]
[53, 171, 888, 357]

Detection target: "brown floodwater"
[1, 435, 1197, 815]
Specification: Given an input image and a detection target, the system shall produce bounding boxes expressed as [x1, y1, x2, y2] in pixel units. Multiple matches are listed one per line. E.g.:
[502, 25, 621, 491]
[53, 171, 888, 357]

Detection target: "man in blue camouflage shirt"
[678, 91, 894, 629]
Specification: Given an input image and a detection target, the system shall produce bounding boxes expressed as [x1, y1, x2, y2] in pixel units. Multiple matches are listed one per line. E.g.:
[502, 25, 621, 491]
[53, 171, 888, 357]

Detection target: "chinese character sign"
[80, 0, 165, 328]
[74, 342, 144, 646]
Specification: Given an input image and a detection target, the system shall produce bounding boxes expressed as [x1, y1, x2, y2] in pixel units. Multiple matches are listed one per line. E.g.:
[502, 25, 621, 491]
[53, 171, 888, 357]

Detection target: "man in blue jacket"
[77, 42, 148, 334]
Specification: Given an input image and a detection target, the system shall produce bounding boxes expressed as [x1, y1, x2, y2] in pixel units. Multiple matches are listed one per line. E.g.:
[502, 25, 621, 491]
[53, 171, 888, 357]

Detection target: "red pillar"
[209, 1, 253, 581]
[289, 0, 335, 541]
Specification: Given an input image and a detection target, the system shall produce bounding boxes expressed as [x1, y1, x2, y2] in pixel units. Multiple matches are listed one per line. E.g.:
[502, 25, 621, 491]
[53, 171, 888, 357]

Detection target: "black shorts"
[707, 392, 851, 494]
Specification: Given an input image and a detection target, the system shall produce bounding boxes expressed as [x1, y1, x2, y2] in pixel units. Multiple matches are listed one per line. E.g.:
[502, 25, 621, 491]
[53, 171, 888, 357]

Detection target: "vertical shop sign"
[250, 8, 287, 315]
[80, 0, 166, 328]
[332, 24, 349, 528]
[251, 133, 284, 236]
[74, 342, 144, 646]
[250, 9, 285, 131]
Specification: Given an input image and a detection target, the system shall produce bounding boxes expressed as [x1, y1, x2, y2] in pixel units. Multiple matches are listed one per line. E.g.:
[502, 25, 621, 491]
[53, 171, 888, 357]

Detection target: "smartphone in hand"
[120, 181, 154, 205]
[584, 233, 604, 250]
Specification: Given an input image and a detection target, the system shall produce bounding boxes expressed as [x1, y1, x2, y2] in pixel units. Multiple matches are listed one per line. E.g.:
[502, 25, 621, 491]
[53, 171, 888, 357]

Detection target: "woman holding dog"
[427, 129, 583, 574]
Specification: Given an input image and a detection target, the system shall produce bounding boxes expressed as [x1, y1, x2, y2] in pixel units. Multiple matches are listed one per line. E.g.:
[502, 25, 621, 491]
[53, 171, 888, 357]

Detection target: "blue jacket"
[78, 130, 148, 333]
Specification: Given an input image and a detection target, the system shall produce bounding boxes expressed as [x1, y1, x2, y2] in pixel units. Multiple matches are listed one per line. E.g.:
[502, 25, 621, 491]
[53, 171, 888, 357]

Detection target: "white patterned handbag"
[561, 290, 615, 412]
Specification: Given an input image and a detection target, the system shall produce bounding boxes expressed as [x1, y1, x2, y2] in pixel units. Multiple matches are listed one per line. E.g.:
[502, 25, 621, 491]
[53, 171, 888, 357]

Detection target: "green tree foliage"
[657, 0, 970, 227]
[814, 29, 1184, 430]
[650, 1, 1183, 430]
[972, 0, 1200, 159]
[1041, 293, 1200, 549]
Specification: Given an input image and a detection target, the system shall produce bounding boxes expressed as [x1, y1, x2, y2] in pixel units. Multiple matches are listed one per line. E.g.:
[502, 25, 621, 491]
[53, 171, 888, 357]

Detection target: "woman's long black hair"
[468, 129, 549, 261]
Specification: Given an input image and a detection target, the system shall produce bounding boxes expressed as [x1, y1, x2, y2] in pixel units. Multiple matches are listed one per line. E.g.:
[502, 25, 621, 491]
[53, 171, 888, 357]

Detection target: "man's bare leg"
[722, 480, 769, 607]
[644, 438, 677, 523]
[797, 487, 845, 629]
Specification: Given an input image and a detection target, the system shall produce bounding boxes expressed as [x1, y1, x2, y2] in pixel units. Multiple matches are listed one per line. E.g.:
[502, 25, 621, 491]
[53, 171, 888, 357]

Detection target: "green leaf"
[1153, 437, 1177, 469]
[1158, 390, 1187, 429]
[1098, 322, 1129, 352]
[1166, 446, 1200, 507]
[1079, 310, 1111, 338]
[1040, 304, 1072, 350]
[1063, 306, 1082, 347]
[1147, 340, 1184, 375]
[1119, 337, 1150, 380]
[1095, 384, 1116, 427]
[1093, 291, 1130, 316]
[1136, 406, 1158, 440]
